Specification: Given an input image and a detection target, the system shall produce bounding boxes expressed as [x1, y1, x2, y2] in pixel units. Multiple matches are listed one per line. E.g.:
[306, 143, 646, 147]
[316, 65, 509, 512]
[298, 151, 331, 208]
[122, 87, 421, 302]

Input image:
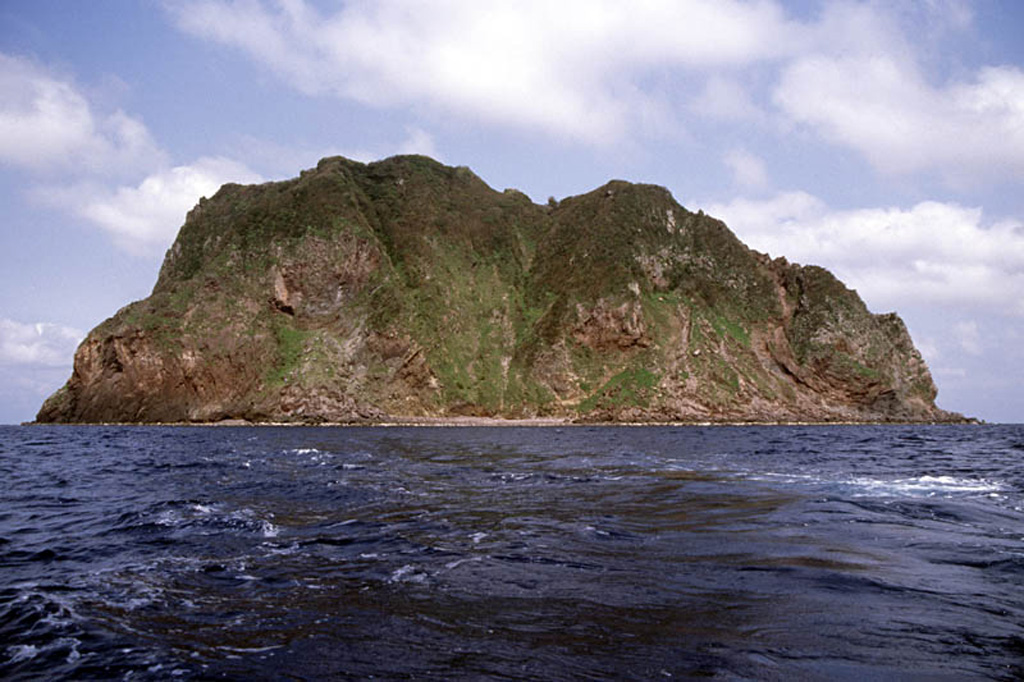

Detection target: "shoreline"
[22, 415, 983, 427]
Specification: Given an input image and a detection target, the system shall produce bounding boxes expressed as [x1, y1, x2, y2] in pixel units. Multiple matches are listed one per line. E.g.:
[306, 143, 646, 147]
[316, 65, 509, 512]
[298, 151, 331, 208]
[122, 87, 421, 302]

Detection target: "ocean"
[1, 424, 1022, 680]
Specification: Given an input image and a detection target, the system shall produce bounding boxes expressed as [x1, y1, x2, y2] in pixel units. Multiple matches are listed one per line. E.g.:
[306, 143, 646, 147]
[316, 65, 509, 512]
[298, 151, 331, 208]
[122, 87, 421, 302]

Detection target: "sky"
[1, 0, 1022, 424]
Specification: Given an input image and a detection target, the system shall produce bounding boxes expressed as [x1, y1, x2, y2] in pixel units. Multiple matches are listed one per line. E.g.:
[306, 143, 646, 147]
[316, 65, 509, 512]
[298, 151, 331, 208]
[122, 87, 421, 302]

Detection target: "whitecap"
[846, 475, 1003, 497]
[63, 638, 81, 664]
[445, 557, 483, 570]
[222, 507, 280, 537]
[746, 471, 1004, 498]
[154, 510, 181, 527]
[5, 637, 82, 667]
[389, 564, 428, 584]
[262, 542, 300, 556]
[6, 644, 39, 663]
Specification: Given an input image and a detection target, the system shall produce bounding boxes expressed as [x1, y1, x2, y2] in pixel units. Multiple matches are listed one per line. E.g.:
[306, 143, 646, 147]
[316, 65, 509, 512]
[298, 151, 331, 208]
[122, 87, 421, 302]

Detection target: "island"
[37, 155, 964, 425]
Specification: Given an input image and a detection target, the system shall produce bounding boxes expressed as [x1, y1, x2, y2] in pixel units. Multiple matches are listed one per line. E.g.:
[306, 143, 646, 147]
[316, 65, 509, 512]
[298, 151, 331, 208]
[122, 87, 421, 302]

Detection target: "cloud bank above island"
[164, 0, 1024, 186]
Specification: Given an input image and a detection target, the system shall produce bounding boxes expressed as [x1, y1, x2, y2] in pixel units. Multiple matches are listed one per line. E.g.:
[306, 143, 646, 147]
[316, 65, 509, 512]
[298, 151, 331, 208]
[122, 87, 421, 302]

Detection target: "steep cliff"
[38, 155, 962, 424]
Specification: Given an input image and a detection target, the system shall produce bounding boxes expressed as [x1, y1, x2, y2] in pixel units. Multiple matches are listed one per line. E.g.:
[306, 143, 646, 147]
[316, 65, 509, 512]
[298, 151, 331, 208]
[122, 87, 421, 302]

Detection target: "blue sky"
[1, 0, 1023, 423]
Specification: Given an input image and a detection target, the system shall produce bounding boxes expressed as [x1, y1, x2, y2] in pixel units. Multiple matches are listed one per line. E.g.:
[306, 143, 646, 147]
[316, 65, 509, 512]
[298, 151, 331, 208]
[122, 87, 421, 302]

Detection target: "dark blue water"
[2, 425, 1023, 680]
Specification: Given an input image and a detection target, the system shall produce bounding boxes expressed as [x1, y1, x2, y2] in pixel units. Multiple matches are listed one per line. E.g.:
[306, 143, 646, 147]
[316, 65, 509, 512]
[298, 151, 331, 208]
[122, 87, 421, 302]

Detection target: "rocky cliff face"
[38, 155, 962, 424]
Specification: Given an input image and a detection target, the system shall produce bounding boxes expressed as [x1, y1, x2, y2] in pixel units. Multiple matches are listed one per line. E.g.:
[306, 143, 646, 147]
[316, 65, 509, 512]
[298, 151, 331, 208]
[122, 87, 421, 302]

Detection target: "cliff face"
[38, 155, 961, 424]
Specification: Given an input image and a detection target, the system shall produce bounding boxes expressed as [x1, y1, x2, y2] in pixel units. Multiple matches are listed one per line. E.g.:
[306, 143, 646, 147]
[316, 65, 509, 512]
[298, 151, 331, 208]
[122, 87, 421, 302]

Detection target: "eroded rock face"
[573, 298, 650, 352]
[38, 155, 964, 424]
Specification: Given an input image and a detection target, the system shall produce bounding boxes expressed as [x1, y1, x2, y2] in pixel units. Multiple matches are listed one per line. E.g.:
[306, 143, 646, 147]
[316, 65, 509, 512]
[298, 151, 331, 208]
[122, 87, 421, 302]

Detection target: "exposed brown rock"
[572, 298, 651, 351]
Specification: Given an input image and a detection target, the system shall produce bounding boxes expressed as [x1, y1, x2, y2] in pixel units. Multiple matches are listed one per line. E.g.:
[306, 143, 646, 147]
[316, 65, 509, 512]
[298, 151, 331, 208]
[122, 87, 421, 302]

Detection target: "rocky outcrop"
[38, 155, 964, 424]
[573, 298, 651, 352]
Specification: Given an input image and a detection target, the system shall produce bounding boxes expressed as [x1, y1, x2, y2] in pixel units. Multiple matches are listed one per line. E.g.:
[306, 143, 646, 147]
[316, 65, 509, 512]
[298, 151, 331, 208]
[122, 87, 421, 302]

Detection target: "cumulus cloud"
[704, 192, 1024, 316]
[166, 0, 806, 144]
[690, 75, 767, 123]
[160, 1, 1024, 185]
[72, 157, 263, 256]
[723, 148, 768, 190]
[6, 51, 263, 256]
[0, 319, 83, 368]
[774, 56, 1024, 183]
[0, 53, 164, 175]
[0, 53, 262, 257]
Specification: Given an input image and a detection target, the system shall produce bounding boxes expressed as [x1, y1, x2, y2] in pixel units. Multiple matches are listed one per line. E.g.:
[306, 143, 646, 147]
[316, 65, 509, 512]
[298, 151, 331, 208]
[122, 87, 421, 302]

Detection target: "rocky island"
[38, 155, 962, 424]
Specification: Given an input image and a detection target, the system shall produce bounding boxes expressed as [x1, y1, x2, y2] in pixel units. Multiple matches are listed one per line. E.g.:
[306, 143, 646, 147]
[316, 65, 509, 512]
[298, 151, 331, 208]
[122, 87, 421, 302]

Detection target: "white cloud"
[690, 75, 767, 123]
[0, 53, 164, 175]
[704, 192, 1024, 316]
[953, 320, 982, 355]
[2, 53, 263, 256]
[723, 148, 768, 190]
[74, 157, 263, 256]
[166, 0, 806, 144]
[162, 0, 1024, 186]
[397, 126, 439, 158]
[0, 319, 82, 368]
[774, 55, 1024, 183]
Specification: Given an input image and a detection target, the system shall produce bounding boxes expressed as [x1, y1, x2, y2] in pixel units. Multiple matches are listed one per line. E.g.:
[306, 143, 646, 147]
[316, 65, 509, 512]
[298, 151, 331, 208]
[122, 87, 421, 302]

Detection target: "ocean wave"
[147, 502, 281, 539]
[846, 475, 1003, 497]
[746, 472, 1005, 498]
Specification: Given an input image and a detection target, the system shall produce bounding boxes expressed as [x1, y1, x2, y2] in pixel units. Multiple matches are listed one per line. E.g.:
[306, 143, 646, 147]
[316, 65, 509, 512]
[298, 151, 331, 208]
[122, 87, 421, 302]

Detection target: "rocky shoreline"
[27, 415, 979, 427]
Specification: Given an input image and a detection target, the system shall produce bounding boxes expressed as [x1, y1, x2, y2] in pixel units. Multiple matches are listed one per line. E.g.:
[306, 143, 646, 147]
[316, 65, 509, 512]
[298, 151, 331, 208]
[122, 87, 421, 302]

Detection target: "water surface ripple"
[1, 424, 1022, 680]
